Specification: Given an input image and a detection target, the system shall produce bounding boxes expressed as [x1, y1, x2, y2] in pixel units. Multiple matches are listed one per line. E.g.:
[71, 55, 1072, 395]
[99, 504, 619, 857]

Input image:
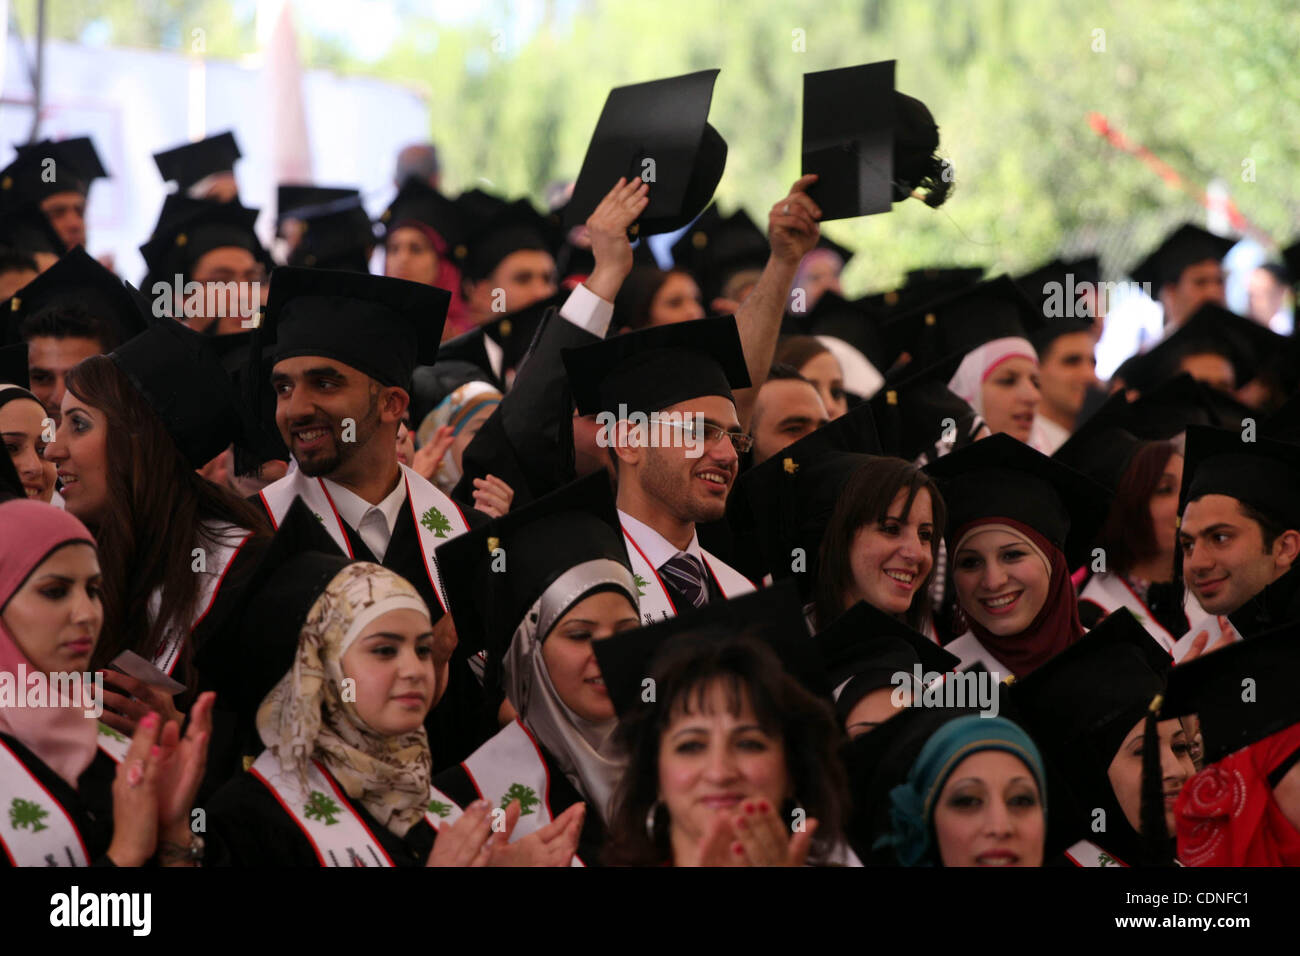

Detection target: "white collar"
[322, 472, 407, 535]
[618, 508, 704, 570]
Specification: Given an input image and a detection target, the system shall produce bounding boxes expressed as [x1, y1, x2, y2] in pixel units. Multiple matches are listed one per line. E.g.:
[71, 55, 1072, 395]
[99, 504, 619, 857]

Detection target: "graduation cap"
[816, 600, 960, 723]
[108, 315, 247, 468]
[879, 274, 1045, 383]
[670, 205, 769, 304]
[1281, 239, 1300, 289]
[1008, 608, 1170, 771]
[0, 342, 29, 389]
[591, 580, 827, 719]
[562, 314, 750, 417]
[867, 367, 981, 464]
[258, 266, 450, 391]
[1119, 303, 1287, 393]
[788, 290, 888, 371]
[725, 402, 881, 599]
[1014, 255, 1101, 350]
[434, 471, 633, 662]
[1129, 223, 1236, 292]
[193, 496, 353, 713]
[285, 195, 376, 273]
[903, 266, 985, 294]
[1161, 619, 1300, 763]
[1179, 424, 1300, 531]
[2, 137, 107, 202]
[436, 290, 566, 390]
[378, 178, 467, 262]
[1262, 392, 1300, 444]
[1095, 373, 1251, 441]
[277, 184, 357, 233]
[204, 329, 290, 474]
[153, 132, 241, 192]
[461, 196, 559, 282]
[801, 61, 948, 221]
[139, 194, 268, 285]
[1051, 414, 1148, 492]
[814, 233, 854, 268]
[566, 70, 727, 237]
[0, 202, 67, 260]
[923, 432, 1113, 567]
[4, 246, 151, 349]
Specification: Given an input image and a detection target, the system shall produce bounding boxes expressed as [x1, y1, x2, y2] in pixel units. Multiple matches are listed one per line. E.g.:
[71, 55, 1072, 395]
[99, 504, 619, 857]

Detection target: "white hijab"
[947, 336, 1051, 452]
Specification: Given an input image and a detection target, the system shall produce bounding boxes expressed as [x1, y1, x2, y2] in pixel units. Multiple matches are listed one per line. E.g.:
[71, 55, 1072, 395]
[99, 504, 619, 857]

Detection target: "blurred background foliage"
[21, 0, 1300, 294]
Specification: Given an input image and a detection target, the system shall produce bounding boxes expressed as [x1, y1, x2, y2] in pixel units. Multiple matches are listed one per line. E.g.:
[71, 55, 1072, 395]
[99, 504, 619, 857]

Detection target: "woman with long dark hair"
[45, 320, 270, 732]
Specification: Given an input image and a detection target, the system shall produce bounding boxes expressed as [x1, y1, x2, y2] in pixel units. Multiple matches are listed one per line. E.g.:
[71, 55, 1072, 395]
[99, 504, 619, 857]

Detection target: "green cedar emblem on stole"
[9, 797, 49, 832]
[633, 573, 647, 597]
[427, 799, 453, 818]
[501, 783, 540, 816]
[304, 790, 342, 825]
[313, 512, 326, 525]
[98, 723, 127, 743]
[1097, 851, 1117, 867]
[420, 506, 452, 538]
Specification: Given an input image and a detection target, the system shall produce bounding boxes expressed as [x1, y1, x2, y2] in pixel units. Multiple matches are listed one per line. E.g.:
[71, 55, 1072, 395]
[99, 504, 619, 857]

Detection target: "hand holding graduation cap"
[585, 177, 651, 303]
[767, 174, 822, 267]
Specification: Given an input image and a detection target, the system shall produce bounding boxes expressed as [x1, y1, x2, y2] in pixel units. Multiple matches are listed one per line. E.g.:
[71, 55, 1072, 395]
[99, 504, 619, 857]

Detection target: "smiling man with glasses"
[563, 316, 758, 620]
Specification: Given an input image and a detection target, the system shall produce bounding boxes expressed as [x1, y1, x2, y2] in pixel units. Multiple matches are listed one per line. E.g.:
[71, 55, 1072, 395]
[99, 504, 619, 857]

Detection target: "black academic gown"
[1229, 565, 1300, 638]
[0, 734, 116, 868]
[336, 497, 496, 772]
[433, 738, 607, 866]
[453, 307, 597, 509]
[205, 766, 436, 867]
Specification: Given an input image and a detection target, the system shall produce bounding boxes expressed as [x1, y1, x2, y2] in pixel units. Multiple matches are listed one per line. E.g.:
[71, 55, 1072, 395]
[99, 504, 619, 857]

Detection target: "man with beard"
[251, 267, 497, 768]
[563, 316, 758, 620]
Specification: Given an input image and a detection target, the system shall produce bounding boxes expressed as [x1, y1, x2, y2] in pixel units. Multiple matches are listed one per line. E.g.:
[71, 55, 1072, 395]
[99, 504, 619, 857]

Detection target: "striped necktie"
[660, 552, 708, 608]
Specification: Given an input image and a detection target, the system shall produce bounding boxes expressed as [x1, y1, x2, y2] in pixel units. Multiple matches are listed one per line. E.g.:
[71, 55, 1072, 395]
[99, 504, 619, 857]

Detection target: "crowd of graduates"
[2, 61, 1300, 869]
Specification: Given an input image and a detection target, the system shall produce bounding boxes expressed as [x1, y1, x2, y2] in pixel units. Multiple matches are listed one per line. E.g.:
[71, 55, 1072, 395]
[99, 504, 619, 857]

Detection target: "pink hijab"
[0, 499, 100, 788]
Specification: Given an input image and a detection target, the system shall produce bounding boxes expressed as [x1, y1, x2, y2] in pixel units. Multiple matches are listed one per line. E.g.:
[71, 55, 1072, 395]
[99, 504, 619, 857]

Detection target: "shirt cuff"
[559, 283, 614, 338]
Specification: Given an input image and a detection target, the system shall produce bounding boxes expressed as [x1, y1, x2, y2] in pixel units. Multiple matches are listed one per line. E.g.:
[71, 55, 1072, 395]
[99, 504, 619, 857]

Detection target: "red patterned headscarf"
[1175, 723, 1300, 866]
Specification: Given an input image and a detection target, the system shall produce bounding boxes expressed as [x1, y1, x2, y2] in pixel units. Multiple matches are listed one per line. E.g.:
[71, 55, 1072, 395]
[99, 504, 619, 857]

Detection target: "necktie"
[359, 507, 390, 563]
[660, 552, 708, 609]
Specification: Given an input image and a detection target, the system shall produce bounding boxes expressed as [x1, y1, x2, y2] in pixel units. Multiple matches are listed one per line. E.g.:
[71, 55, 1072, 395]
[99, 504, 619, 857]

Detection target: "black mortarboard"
[592, 580, 827, 719]
[435, 472, 632, 661]
[461, 196, 559, 282]
[1052, 417, 1147, 492]
[670, 205, 769, 303]
[1014, 255, 1100, 350]
[816, 600, 960, 722]
[204, 329, 290, 474]
[435, 290, 566, 391]
[802, 61, 947, 220]
[1129, 223, 1235, 292]
[726, 402, 881, 599]
[868, 368, 981, 464]
[277, 184, 357, 233]
[193, 497, 353, 712]
[879, 275, 1045, 383]
[815, 233, 854, 268]
[562, 314, 750, 417]
[0, 342, 29, 389]
[923, 432, 1112, 567]
[139, 194, 268, 285]
[285, 195, 376, 273]
[153, 132, 241, 191]
[378, 178, 467, 261]
[1262, 393, 1300, 444]
[0, 202, 67, 260]
[258, 266, 449, 390]
[1009, 608, 1170, 773]
[566, 70, 727, 237]
[789, 290, 888, 370]
[2, 137, 107, 202]
[1119, 303, 1286, 392]
[109, 315, 246, 468]
[1281, 239, 1300, 289]
[1180, 424, 1300, 531]
[4, 247, 151, 349]
[903, 266, 985, 294]
[1103, 373, 1251, 439]
[1161, 619, 1300, 763]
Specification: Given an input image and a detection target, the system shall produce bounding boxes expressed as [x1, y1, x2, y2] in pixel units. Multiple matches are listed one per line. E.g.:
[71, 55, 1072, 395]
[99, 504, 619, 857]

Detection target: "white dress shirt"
[323, 474, 407, 562]
[560, 283, 614, 337]
[618, 508, 706, 571]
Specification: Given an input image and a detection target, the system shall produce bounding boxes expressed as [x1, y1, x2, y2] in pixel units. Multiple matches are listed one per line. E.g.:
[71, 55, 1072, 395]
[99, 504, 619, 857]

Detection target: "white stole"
[460, 719, 584, 867]
[944, 632, 1009, 682]
[258, 463, 470, 612]
[0, 738, 90, 867]
[249, 750, 464, 867]
[620, 524, 756, 625]
[1077, 572, 1179, 654]
[1064, 839, 1127, 867]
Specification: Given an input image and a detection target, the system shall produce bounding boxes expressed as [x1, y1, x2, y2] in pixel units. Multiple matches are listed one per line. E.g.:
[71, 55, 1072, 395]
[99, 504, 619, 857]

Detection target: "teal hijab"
[878, 715, 1046, 866]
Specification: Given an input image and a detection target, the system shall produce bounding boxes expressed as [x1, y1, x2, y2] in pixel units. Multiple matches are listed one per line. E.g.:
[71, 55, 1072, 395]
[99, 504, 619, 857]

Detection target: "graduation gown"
[434, 721, 607, 866]
[1075, 571, 1190, 655]
[205, 764, 438, 867]
[0, 733, 117, 868]
[454, 306, 597, 509]
[1228, 565, 1300, 638]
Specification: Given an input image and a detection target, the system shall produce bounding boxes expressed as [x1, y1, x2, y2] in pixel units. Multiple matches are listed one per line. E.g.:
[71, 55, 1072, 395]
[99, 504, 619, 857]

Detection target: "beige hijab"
[256, 562, 433, 837]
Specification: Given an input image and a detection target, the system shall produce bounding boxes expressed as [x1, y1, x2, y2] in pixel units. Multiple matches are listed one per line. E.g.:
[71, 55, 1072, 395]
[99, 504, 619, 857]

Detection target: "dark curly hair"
[603, 631, 849, 866]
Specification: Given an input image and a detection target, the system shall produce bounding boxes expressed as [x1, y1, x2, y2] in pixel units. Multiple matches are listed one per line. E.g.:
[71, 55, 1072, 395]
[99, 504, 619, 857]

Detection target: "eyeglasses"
[656, 418, 754, 454]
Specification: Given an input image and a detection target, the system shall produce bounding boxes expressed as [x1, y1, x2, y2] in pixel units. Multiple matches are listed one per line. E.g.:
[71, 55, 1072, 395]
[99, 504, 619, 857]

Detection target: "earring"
[645, 801, 663, 841]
